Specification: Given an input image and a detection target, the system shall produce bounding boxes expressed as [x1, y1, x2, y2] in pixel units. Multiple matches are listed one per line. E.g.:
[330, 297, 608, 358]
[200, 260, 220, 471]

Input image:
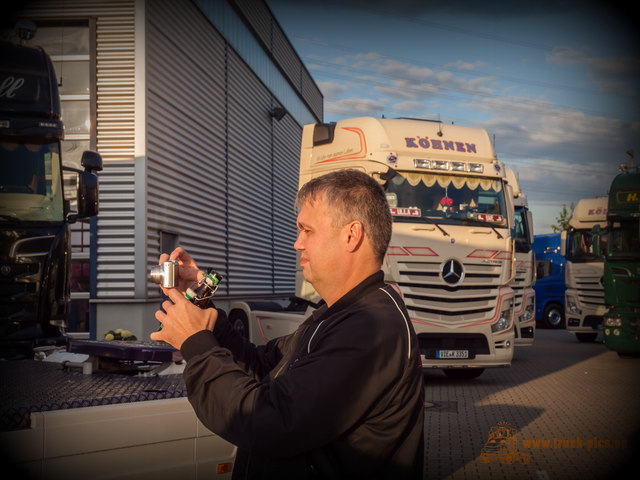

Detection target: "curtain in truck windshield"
[0, 141, 64, 222]
[383, 172, 506, 225]
[567, 229, 607, 262]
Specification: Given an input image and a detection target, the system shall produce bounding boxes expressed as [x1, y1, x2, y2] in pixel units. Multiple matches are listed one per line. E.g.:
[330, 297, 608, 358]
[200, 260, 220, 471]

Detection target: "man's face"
[294, 197, 343, 295]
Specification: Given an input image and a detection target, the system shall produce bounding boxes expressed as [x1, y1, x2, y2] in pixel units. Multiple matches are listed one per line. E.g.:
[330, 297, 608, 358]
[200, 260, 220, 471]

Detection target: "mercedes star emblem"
[441, 259, 464, 285]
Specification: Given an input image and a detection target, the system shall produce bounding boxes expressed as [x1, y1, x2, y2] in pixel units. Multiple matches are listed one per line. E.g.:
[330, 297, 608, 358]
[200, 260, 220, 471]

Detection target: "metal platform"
[0, 359, 187, 432]
[68, 339, 182, 363]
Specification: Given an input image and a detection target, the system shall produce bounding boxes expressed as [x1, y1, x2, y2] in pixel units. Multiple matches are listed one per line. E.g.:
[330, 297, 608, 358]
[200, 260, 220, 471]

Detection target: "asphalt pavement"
[423, 327, 640, 480]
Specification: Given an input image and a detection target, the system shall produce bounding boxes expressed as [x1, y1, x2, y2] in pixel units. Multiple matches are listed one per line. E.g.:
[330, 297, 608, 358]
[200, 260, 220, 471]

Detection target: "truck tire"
[443, 368, 484, 379]
[543, 303, 564, 329]
[229, 310, 249, 339]
[576, 332, 598, 342]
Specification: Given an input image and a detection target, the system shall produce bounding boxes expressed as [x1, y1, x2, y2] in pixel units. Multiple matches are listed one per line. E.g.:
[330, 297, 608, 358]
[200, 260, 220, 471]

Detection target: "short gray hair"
[296, 169, 392, 263]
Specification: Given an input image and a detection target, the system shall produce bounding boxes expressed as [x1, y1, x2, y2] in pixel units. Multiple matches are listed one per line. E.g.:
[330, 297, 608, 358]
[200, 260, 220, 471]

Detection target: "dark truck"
[0, 39, 102, 357]
[0, 38, 239, 479]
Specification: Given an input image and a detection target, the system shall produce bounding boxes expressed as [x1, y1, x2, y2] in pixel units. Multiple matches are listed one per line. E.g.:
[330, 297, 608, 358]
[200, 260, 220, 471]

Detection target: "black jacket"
[181, 271, 424, 479]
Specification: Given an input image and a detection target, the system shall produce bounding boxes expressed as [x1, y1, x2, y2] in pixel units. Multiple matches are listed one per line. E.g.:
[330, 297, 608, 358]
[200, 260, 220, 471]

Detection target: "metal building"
[4, 0, 323, 339]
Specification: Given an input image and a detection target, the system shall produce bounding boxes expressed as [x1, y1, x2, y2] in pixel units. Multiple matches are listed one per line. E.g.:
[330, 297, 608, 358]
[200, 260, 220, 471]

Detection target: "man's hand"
[150, 287, 218, 350]
[159, 247, 202, 294]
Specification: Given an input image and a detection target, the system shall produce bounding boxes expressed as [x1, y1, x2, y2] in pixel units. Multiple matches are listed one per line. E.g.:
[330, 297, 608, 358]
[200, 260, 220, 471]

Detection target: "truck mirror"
[560, 230, 567, 256]
[77, 170, 99, 218]
[527, 210, 534, 245]
[380, 168, 398, 182]
[504, 184, 515, 232]
[81, 150, 103, 172]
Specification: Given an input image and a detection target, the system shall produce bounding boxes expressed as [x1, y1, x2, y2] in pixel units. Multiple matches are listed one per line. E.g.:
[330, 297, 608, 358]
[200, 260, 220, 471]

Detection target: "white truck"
[561, 197, 608, 342]
[230, 117, 517, 379]
[505, 168, 536, 346]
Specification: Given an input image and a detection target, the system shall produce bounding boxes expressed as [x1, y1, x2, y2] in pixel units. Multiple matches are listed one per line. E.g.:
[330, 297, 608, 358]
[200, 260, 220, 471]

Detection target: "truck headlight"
[567, 296, 581, 315]
[492, 306, 513, 333]
[522, 302, 534, 322]
[603, 317, 622, 328]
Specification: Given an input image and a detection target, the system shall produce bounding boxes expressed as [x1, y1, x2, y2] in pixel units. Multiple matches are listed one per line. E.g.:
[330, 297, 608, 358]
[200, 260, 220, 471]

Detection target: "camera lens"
[149, 261, 178, 288]
[149, 265, 165, 285]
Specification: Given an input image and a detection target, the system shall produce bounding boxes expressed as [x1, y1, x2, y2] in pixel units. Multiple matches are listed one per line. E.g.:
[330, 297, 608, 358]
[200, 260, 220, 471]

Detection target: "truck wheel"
[229, 310, 249, 339]
[443, 369, 484, 379]
[543, 303, 564, 329]
[576, 332, 597, 342]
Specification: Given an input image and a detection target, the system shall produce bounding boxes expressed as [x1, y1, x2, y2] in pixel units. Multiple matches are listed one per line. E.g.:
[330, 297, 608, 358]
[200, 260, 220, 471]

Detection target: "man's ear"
[345, 220, 364, 252]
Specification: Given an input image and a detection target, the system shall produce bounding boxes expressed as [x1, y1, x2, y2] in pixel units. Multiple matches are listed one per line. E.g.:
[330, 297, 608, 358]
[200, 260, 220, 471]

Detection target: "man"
[152, 169, 424, 479]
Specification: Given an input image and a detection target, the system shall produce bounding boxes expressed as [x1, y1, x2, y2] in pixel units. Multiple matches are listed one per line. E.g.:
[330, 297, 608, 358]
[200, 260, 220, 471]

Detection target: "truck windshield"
[0, 140, 64, 222]
[566, 229, 607, 262]
[608, 219, 640, 259]
[383, 171, 507, 226]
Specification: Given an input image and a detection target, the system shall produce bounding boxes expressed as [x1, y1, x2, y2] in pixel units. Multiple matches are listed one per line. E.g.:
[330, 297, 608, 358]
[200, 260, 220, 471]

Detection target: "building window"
[160, 231, 179, 255]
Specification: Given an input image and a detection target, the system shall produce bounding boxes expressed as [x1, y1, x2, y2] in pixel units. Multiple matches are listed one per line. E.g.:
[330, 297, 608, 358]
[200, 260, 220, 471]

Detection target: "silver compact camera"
[149, 260, 179, 288]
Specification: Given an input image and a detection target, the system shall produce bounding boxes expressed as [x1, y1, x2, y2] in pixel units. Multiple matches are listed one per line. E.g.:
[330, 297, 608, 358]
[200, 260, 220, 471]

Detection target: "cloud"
[319, 52, 500, 102]
[391, 100, 429, 115]
[375, 83, 440, 100]
[325, 97, 388, 117]
[317, 80, 348, 100]
[444, 60, 489, 71]
[547, 46, 640, 96]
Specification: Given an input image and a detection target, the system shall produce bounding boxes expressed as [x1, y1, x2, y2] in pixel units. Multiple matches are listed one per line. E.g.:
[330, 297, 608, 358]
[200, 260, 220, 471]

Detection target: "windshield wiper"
[488, 224, 504, 239]
[463, 218, 504, 239]
[421, 216, 450, 237]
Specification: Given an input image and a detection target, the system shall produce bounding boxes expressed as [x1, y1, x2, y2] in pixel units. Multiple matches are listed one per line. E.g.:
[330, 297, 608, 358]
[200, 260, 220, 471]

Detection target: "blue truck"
[532, 233, 566, 328]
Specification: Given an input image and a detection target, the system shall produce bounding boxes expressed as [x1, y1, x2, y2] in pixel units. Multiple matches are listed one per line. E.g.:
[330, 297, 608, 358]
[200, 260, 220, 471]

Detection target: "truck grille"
[0, 263, 41, 325]
[397, 260, 502, 323]
[511, 267, 529, 311]
[576, 275, 604, 307]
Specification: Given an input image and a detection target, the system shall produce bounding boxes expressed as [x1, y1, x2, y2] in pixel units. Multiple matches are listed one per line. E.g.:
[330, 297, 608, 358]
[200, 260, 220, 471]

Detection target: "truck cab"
[602, 170, 640, 354]
[532, 233, 566, 328]
[296, 117, 516, 379]
[561, 197, 608, 342]
[505, 168, 535, 345]
[0, 39, 102, 357]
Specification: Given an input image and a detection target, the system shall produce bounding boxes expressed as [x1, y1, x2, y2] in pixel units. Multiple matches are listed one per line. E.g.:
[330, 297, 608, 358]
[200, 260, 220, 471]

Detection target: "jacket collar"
[311, 270, 384, 323]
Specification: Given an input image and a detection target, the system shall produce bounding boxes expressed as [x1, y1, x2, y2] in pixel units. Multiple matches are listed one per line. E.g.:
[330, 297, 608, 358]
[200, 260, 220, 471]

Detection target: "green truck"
[602, 169, 640, 355]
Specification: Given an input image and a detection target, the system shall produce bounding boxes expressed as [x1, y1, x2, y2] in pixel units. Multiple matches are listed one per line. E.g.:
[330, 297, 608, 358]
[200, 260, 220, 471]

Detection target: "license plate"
[437, 350, 469, 359]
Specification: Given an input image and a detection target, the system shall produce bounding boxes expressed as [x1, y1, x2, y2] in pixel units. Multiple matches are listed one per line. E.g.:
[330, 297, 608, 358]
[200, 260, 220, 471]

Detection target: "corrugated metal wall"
[231, 0, 323, 121]
[145, 0, 299, 298]
[94, 6, 137, 298]
[145, 0, 228, 296]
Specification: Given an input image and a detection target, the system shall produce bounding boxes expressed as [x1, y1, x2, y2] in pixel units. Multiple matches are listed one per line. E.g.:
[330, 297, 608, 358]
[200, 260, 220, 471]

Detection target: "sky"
[267, 0, 640, 234]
